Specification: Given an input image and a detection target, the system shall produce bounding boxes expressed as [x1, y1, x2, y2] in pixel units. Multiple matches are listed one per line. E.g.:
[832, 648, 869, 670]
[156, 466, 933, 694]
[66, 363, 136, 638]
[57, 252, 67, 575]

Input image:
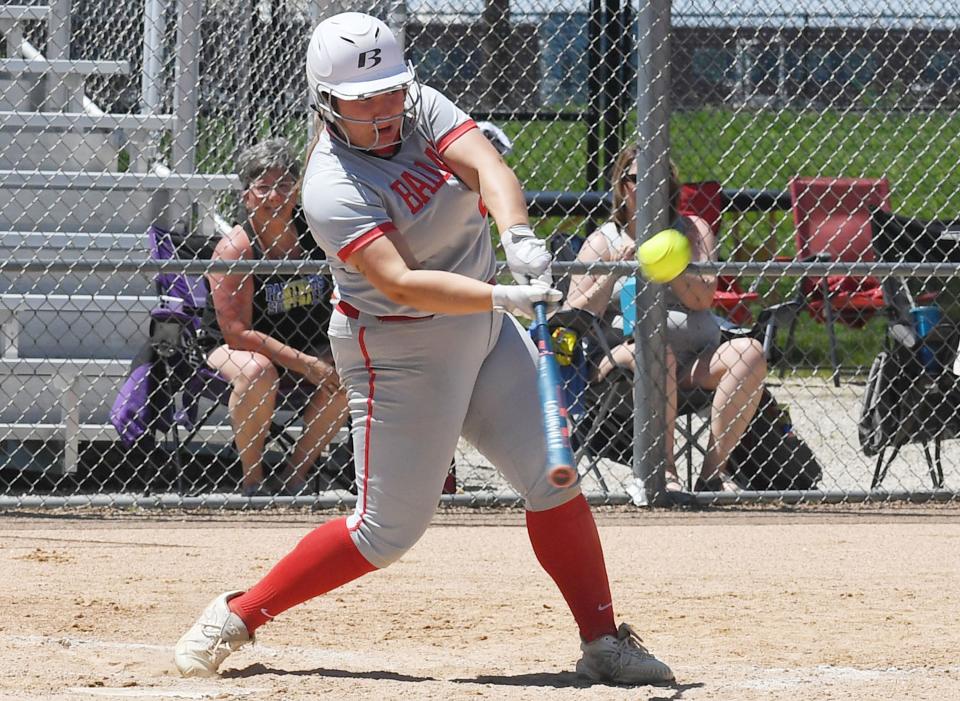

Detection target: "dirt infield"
[1, 505, 959, 701]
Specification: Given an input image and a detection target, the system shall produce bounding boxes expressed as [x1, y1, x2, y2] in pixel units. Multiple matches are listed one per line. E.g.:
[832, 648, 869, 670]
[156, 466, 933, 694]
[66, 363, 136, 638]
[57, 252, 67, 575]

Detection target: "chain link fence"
[1, 0, 959, 508]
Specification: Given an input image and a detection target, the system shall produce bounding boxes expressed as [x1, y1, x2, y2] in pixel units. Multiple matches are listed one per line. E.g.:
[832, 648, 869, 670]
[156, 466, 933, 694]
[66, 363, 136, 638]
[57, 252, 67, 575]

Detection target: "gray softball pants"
[328, 308, 580, 568]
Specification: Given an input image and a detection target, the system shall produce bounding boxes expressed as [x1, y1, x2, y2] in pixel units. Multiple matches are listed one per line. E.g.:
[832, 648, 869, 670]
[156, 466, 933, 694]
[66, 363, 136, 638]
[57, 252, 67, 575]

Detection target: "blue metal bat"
[531, 301, 577, 488]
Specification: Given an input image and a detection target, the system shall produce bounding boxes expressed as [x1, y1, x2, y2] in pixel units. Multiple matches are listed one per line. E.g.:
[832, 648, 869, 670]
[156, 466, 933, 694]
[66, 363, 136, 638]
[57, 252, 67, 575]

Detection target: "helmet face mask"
[307, 13, 422, 151]
[313, 70, 423, 151]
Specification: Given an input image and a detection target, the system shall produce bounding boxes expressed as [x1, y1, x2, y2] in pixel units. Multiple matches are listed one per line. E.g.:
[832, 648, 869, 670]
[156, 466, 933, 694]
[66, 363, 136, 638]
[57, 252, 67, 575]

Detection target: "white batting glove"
[491, 280, 563, 319]
[501, 224, 553, 286]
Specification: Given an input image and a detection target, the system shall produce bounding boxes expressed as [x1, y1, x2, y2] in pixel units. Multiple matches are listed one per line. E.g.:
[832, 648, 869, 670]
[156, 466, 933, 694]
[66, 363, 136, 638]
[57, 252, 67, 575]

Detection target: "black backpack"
[728, 387, 823, 490]
[576, 373, 823, 490]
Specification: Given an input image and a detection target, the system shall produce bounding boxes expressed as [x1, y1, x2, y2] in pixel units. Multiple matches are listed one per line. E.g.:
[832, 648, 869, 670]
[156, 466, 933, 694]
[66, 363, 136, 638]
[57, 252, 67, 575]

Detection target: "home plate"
[68, 687, 257, 699]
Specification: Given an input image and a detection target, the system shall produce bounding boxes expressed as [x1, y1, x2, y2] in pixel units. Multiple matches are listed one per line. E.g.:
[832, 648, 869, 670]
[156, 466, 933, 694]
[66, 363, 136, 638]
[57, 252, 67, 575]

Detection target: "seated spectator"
[566, 145, 767, 493]
[200, 138, 348, 496]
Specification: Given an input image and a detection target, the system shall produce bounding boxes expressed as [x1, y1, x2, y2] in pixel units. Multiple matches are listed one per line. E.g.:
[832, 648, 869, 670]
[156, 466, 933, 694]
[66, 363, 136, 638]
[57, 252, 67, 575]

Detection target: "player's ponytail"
[301, 116, 323, 190]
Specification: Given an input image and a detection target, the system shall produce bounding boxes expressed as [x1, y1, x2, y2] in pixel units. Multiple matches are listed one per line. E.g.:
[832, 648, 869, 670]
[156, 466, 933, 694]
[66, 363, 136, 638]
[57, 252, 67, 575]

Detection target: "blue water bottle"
[910, 305, 943, 373]
[620, 277, 637, 335]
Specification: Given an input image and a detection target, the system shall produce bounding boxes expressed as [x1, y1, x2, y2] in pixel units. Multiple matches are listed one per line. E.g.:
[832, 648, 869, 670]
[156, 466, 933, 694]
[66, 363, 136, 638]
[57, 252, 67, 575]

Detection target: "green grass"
[673, 108, 960, 213]
[193, 108, 960, 371]
[673, 108, 960, 258]
[496, 108, 960, 370]
[784, 313, 885, 377]
[495, 107, 960, 216]
[492, 108, 960, 257]
[674, 109, 960, 370]
[194, 109, 960, 217]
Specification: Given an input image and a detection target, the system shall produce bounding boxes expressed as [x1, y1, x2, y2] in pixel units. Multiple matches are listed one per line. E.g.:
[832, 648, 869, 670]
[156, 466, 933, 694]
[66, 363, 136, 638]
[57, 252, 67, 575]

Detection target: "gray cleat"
[174, 591, 252, 677]
[576, 623, 674, 685]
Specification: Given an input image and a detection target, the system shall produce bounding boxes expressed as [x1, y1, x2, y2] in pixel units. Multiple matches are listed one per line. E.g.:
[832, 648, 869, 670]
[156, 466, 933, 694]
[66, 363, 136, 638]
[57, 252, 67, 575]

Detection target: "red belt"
[336, 300, 434, 322]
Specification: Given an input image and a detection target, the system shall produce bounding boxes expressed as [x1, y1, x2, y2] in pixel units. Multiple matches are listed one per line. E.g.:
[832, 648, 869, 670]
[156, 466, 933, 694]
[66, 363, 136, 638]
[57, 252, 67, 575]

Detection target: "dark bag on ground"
[577, 375, 823, 490]
[727, 387, 823, 490]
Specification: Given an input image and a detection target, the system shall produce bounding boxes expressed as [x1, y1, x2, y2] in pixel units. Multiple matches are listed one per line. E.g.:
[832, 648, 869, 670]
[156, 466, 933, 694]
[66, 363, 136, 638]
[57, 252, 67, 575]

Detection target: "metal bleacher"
[0, 2, 238, 475]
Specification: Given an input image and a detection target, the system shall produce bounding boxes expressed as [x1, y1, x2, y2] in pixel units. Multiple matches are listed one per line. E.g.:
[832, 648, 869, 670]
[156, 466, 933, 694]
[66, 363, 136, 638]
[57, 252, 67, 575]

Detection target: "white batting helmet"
[306, 12, 421, 149]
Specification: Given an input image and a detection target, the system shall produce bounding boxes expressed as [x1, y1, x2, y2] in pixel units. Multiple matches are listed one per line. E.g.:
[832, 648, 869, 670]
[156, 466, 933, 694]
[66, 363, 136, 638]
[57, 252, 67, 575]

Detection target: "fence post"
[480, 0, 510, 112]
[235, 1, 255, 154]
[140, 0, 165, 174]
[388, 0, 407, 50]
[305, 0, 323, 144]
[632, 0, 672, 506]
[586, 0, 603, 199]
[46, 0, 71, 110]
[602, 0, 623, 169]
[171, 0, 202, 231]
[141, 0, 164, 116]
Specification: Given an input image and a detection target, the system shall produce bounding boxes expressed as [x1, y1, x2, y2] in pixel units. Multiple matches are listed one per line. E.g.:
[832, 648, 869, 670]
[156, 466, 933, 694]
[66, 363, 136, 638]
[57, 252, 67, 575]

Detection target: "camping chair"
[677, 181, 759, 326]
[782, 176, 891, 386]
[547, 220, 795, 493]
[111, 222, 354, 495]
[858, 300, 960, 489]
[546, 301, 805, 494]
[858, 209, 960, 489]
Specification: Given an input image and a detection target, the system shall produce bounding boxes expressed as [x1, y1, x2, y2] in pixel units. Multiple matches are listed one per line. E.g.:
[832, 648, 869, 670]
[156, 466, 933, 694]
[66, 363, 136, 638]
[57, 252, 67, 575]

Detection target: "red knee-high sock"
[526, 494, 616, 642]
[228, 517, 376, 633]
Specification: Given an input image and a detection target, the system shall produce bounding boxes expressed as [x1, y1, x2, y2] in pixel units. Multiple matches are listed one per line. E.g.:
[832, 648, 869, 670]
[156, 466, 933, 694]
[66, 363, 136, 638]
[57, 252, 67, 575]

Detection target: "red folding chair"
[677, 180, 758, 326]
[784, 176, 891, 386]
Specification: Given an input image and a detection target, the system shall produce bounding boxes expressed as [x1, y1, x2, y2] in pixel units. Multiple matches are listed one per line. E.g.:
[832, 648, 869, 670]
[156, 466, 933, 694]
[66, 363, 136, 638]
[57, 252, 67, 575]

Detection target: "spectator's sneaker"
[174, 591, 252, 677]
[241, 482, 273, 498]
[624, 478, 647, 507]
[277, 474, 309, 497]
[576, 623, 674, 685]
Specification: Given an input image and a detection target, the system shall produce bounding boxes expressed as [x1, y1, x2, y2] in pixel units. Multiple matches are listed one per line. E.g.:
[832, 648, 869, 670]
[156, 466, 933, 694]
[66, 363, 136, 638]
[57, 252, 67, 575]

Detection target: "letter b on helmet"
[358, 48, 382, 69]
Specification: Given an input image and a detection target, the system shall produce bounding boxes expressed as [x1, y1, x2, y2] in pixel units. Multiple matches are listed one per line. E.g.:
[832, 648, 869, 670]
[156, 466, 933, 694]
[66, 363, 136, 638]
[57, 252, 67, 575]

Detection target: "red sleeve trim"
[337, 222, 398, 262]
[436, 120, 478, 154]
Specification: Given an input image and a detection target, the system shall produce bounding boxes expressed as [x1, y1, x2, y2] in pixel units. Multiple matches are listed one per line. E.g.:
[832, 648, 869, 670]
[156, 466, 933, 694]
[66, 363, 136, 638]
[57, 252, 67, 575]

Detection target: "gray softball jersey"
[302, 85, 496, 317]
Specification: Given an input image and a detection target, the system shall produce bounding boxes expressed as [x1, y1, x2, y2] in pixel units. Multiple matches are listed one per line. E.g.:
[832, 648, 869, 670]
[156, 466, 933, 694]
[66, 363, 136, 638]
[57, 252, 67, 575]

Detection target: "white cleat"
[576, 623, 674, 685]
[174, 591, 252, 677]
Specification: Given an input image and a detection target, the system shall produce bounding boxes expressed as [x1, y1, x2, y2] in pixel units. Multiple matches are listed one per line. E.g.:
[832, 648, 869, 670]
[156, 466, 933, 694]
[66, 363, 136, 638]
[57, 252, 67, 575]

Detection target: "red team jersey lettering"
[412, 159, 448, 186]
[389, 179, 426, 214]
[389, 148, 456, 215]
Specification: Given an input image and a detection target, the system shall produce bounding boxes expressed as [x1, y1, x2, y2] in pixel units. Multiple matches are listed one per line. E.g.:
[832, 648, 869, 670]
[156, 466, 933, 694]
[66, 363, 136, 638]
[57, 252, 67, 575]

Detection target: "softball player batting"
[174, 12, 673, 686]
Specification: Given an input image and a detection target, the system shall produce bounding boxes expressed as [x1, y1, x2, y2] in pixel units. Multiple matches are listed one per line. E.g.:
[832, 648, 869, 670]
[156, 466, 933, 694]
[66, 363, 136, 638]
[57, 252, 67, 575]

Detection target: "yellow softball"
[636, 228, 692, 283]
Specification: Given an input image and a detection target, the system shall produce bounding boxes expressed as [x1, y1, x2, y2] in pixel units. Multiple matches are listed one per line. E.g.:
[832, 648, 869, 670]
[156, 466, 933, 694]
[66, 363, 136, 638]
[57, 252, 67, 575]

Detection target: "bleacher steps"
[0, 294, 162, 359]
[0, 6, 51, 22]
[0, 58, 130, 76]
[0, 170, 238, 190]
[0, 111, 176, 131]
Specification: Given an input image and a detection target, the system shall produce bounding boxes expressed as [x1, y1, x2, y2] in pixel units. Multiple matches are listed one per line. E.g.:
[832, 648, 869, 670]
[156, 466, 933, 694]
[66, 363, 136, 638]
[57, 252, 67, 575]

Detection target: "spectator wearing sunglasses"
[566, 144, 767, 496]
